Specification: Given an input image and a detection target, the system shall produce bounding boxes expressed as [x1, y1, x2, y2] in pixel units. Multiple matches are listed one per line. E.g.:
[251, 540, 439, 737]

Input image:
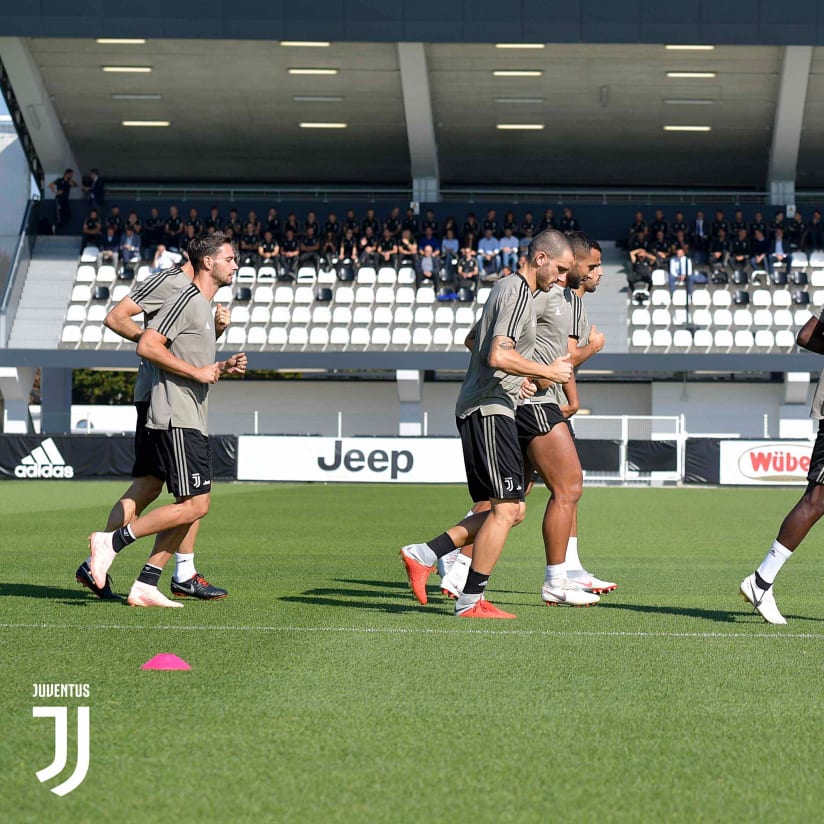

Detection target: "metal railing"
[0, 199, 36, 347]
[107, 183, 413, 202]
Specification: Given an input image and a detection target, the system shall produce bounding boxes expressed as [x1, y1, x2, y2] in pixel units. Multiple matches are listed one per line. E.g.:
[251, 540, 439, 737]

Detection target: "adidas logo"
[14, 438, 75, 479]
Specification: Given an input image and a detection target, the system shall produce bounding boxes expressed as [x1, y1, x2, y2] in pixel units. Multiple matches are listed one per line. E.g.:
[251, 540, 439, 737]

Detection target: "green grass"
[3, 482, 824, 822]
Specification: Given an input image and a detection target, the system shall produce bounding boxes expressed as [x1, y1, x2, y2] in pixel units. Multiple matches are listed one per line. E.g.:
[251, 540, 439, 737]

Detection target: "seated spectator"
[299, 226, 320, 269]
[240, 223, 260, 265]
[442, 216, 458, 238]
[750, 229, 770, 277]
[460, 231, 478, 261]
[770, 210, 786, 239]
[730, 209, 747, 237]
[539, 208, 556, 232]
[519, 226, 533, 258]
[325, 212, 341, 240]
[99, 226, 119, 267]
[711, 209, 728, 239]
[186, 207, 203, 238]
[422, 208, 439, 236]
[339, 228, 357, 265]
[770, 228, 792, 272]
[650, 209, 668, 239]
[120, 226, 141, 272]
[397, 228, 418, 266]
[628, 228, 656, 295]
[281, 228, 300, 275]
[384, 207, 401, 237]
[377, 227, 398, 267]
[82, 210, 102, 249]
[787, 211, 806, 251]
[560, 207, 580, 236]
[125, 210, 141, 236]
[629, 210, 646, 241]
[482, 209, 499, 237]
[521, 211, 536, 236]
[419, 225, 439, 256]
[107, 205, 124, 240]
[206, 205, 224, 234]
[730, 229, 751, 274]
[417, 246, 439, 285]
[691, 210, 709, 263]
[671, 211, 688, 240]
[152, 243, 174, 274]
[362, 208, 380, 236]
[671, 229, 688, 254]
[440, 228, 460, 281]
[283, 212, 300, 236]
[651, 229, 670, 267]
[502, 210, 517, 233]
[462, 212, 480, 239]
[499, 228, 519, 272]
[320, 230, 338, 267]
[710, 228, 730, 271]
[807, 210, 824, 252]
[343, 209, 360, 236]
[456, 253, 479, 289]
[358, 226, 379, 268]
[265, 207, 280, 238]
[303, 210, 319, 237]
[164, 205, 183, 249]
[478, 228, 501, 277]
[143, 207, 164, 252]
[402, 208, 419, 236]
[258, 230, 280, 268]
[750, 211, 767, 239]
[226, 208, 243, 237]
[668, 247, 694, 295]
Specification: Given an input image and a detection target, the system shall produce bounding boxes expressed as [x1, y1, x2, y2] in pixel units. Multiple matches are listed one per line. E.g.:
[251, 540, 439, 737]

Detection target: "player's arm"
[136, 329, 220, 384]
[797, 315, 824, 355]
[214, 305, 230, 338]
[487, 336, 572, 384]
[104, 296, 144, 343]
[569, 326, 605, 367]
[559, 372, 579, 418]
[219, 352, 248, 375]
[464, 323, 479, 351]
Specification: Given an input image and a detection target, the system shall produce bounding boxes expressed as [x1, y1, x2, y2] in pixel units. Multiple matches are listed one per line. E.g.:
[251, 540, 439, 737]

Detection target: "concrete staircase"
[585, 241, 630, 354]
[8, 236, 80, 348]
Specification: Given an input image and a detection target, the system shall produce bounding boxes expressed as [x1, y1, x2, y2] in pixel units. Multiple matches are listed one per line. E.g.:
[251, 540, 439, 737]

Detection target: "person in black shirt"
[671, 211, 688, 239]
[482, 209, 499, 237]
[358, 226, 379, 268]
[649, 209, 668, 239]
[179, 224, 198, 255]
[539, 208, 556, 232]
[377, 227, 398, 267]
[107, 205, 124, 240]
[225, 208, 243, 238]
[502, 210, 517, 233]
[750, 212, 767, 239]
[281, 229, 300, 275]
[99, 226, 119, 265]
[806, 210, 824, 252]
[629, 210, 646, 241]
[82, 210, 102, 249]
[560, 206, 580, 235]
[284, 212, 300, 236]
[264, 207, 280, 239]
[83, 168, 105, 209]
[462, 213, 480, 239]
[206, 205, 224, 234]
[652, 229, 670, 267]
[730, 210, 747, 237]
[143, 207, 164, 252]
[325, 212, 341, 240]
[384, 207, 401, 237]
[521, 211, 536, 236]
[442, 216, 457, 238]
[456, 253, 479, 289]
[421, 209, 439, 236]
[125, 210, 141, 237]
[304, 211, 319, 237]
[711, 210, 728, 239]
[730, 229, 751, 273]
[299, 226, 320, 269]
[186, 207, 203, 238]
[240, 223, 260, 265]
[402, 208, 419, 236]
[343, 209, 360, 237]
[710, 228, 730, 271]
[750, 229, 770, 275]
[49, 168, 77, 230]
[629, 228, 656, 267]
[258, 230, 280, 268]
[769, 211, 786, 239]
[397, 229, 418, 267]
[339, 228, 357, 261]
[164, 205, 183, 248]
[787, 212, 807, 250]
[362, 208, 380, 236]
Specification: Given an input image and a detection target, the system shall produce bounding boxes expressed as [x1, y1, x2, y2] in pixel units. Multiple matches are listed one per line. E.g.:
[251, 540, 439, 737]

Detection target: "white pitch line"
[1, 623, 824, 640]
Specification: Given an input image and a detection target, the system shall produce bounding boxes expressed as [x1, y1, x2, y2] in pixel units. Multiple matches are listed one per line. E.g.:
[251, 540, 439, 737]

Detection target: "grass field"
[3, 481, 824, 822]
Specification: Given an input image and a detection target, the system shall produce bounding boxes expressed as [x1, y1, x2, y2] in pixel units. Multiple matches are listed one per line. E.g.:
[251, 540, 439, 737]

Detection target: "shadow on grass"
[335, 578, 410, 591]
[596, 600, 824, 624]
[279, 594, 434, 615]
[0, 581, 123, 605]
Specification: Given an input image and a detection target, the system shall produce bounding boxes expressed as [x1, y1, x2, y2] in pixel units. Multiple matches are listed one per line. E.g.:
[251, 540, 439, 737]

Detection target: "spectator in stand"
[770, 228, 792, 273]
[107, 205, 124, 241]
[240, 222, 260, 265]
[692, 210, 709, 263]
[318, 230, 337, 268]
[179, 224, 198, 255]
[397, 228, 418, 267]
[49, 168, 77, 231]
[83, 168, 105, 209]
[284, 212, 300, 236]
[477, 228, 501, 279]
[788, 211, 807, 251]
[750, 211, 767, 239]
[462, 212, 480, 239]
[422, 208, 439, 235]
[362, 208, 380, 236]
[442, 216, 458, 238]
[302, 210, 318, 237]
[456, 252, 479, 289]
[402, 207, 419, 236]
[629, 210, 646, 241]
[711, 209, 729, 239]
[164, 205, 183, 248]
[668, 246, 694, 295]
[299, 225, 321, 269]
[377, 226, 398, 268]
[151, 243, 174, 274]
[143, 207, 164, 253]
[499, 226, 519, 272]
[82, 209, 102, 249]
[417, 246, 437, 285]
[710, 228, 730, 272]
[358, 226, 379, 268]
[223, 225, 235, 248]
[325, 212, 341, 241]
[521, 211, 536, 236]
[770, 210, 786, 239]
[343, 209, 360, 237]
[125, 210, 141, 237]
[750, 229, 770, 282]
[265, 207, 280, 239]
[730, 210, 747, 237]
[258, 230, 280, 269]
[100, 225, 119, 266]
[281, 228, 300, 275]
[482, 209, 499, 236]
[519, 226, 534, 259]
[186, 207, 203, 238]
[650, 209, 668, 239]
[671, 229, 688, 255]
[120, 225, 141, 272]
[502, 210, 517, 233]
[730, 228, 751, 274]
[628, 227, 656, 292]
[671, 211, 688, 239]
[652, 229, 670, 267]
[440, 227, 460, 282]
[539, 208, 556, 232]
[807, 210, 824, 252]
[339, 228, 357, 267]
[206, 205, 224, 234]
[384, 207, 401, 237]
[460, 231, 477, 261]
[226, 208, 243, 237]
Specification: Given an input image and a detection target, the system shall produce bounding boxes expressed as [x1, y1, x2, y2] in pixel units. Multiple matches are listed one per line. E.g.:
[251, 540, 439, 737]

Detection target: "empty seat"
[652, 329, 672, 347]
[754, 330, 775, 349]
[734, 330, 754, 349]
[246, 327, 267, 346]
[650, 290, 671, 307]
[810, 251, 824, 267]
[630, 308, 650, 326]
[795, 308, 813, 325]
[352, 306, 372, 325]
[395, 286, 415, 305]
[87, 304, 107, 323]
[294, 286, 314, 304]
[693, 329, 713, 348]
[672, 290, 688, 307]
[334, 285, 355, 305]
[332, 306, 352, 325]
[371, 327, 391, 346]
[712, 290, 732, 308]
[312, 306, 332, 325]
[672, 329, 693, 349]
[454, 327, 473, 346]
[773, 289, 792, 308]
[96, 265, 117, 284]
[356, 266, 376, 284]
[329, 327, 349, 346]
[273, 285, 295, 305]
[354, 286, 375, 305]
[71, 285, 92, 303]
[791, 251, 809, 268]
[691, 289, 711, 308]
[415, 306, 435, 325]
[61, 325, 82, 343]
[250, 306, 270, 324]
[350, 327, 370, 346]
[236, 266, 256, 283]
[651, 269, 667, 287]
[373, 306, 393, 326]
[732, 308, 752, 328]
[82, 325, 102, 344]
[253, 286, 274, 304]
[714, 329, 733, 349]
[813, 290, 824, 307]
[412, 328, 432, 346]
[752, 289, 771, 307]
[377, 266, 397, 284]
[375, 286, 395, 305]
[651, 308, 670, 327]
[271, 306, 291, 324]
[80, 246, 99, 263]
[753, 308, 773, 327]
[397, 266, 416, 285]
[435, 306, 455, 325]
[291, 306, 311, 325]
[455, 306, 475, 326]
[775, 329, 796, 348]
[66, 305, 86, 323]
[692, 308, 712, 327]
[394, 306, 413, 325]
[76, 264, 96, 283]
[773, 309, 794, 327]
[416, 287, 436, 304]
[433, 327, 452, 346]
[296, 266, 316, 284]
[317, 267, 337, 285]
[288, 327, 308, 346]
[268, 327, 288, 346]
[713, 308, 733, 327]
[309, 327, 329, 346]
[391, 327, 411, 346]
[135, 265, 151, 282]
[112, 284, 130, 302]
[230, 306, 250, 324]
[257, 265, 277, 282]
[631, 329, 652, 348]
[215, 285, 233, 303]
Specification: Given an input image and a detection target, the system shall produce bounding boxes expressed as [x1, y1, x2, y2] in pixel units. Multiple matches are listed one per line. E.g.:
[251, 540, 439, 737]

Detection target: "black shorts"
[143, 426, 212, 498]
[457, 411, 525, 502]
[808, 419, 824, 484]
[131, 401, 159, 479]
[515, 402, 567, 452]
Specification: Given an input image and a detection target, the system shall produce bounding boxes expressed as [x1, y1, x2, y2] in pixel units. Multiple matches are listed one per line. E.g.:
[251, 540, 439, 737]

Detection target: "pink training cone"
[141, 653, 191, 671]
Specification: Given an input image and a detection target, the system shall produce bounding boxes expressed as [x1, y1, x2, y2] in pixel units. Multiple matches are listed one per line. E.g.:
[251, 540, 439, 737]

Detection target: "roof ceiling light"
[102, 66, 152, 73]
[96, 38, 147, 45]
[493, 70, 543, 77]
[281, 41, 331, 47]
[495, 97, 545, 104]
[663, 125, 712, 132]
[122, 120, 170, 127]
[664, 98, 715, 105]
[665, 44, 715, 50]
[288, 68, 338, 76]
[112, 93, 162, 100]
[495, 43, 545, 49]
[299, 122, 347, 128]
[667, 71, 716, 78]
[496, 123, 545, 130]
[293, 95, 344, 102]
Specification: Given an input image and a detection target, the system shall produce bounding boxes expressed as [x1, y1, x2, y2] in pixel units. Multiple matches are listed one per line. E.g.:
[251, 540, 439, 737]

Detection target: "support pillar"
[0, 366, 35, 433]
[396, 369, 423, 436]
[40, 366, 72, 434]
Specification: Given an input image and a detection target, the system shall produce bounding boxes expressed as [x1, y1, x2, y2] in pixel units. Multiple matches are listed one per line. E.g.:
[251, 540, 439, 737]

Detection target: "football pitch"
[3, 481, 824, 822]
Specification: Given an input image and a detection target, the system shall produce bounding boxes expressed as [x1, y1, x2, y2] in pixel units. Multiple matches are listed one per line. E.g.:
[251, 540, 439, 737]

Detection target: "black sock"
[463, 566, 489, 596]
[137, 563, 162, 587]
[426, 532, 457, 559]
[112, 525, 136, 553]
[754, 571, 773, 591]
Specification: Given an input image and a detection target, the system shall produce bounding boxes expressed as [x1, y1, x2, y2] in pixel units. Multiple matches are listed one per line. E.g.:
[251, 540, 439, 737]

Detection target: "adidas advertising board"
[14, 438, 74, 478]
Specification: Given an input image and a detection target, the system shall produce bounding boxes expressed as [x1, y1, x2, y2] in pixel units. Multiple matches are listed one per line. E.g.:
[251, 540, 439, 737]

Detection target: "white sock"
[546, 563, 566, 584]
[173, 553, 197, 583]
[405, 542, 437, 567]
[756, 540, 792, 585]
[455, 591, 482, 614]
[565, 536, 582, 571]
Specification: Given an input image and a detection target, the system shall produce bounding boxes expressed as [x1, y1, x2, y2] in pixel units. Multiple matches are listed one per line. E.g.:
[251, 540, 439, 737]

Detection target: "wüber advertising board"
[719, 440, 813, 485]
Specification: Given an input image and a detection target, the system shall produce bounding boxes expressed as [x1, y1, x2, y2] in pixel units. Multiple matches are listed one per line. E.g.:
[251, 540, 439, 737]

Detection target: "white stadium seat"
[268, 327, 288, 346]
[80, 246, 99, 263]
[330, 327, 349, 346]
[397, 266, 416, 285]
[391, 327, 412, 346]
[650, 290, 670, 307]
[734, 330, 754, 349]
[354, 286, 375, 305]
[753, 309, 773, 327]
[135, 265, 151, 282]
[672, 290, 688, 307]
[257, 266, 277, 282]
[672, 329, 693, 349]
[692, 308, 712, 327]
[352, 306, 372, 325]
[226, 327, 246, 346]
[455, 306, 475, 326]
[754, 330, 774, 349]
[393, 306, 413, 325]
[312, 306, 332, 325]
[103, 326, 121, 344]
[371, 327, 391, 346]
[773, 309, 793, 327]
[291, 306, 311, 325]
[631, 329, 651, 348]
[274, 286, 294, 304]
[773, 289, 792, 308]
[373, 306, 393, 326]
[253, 286, 274, 304]
[215, 286, 233, 303]
[752, 289, 771, 307]
[791, 252, 809, 268]
[693, 329, 713, 348]
[395, 286, 415, 305]
[714, 329, 733, 349]
[712, 290, 732, 308]
[61, 325, 82, 343]
[356, 266, 376, 284]
[87, 304, 106, 323]
[416, 287, 436, 304]
[250, 306, 269, 324]
[332, 306, 352, 325]
[415, 306, 435, 325]
[732, 308, 752, 328]
[433, 327, 452, 346]
[652, 329, 671, 347]
[334, 285, 355, 305]
[246, 327, 267, 346]
[775, 329, 796, 348]
[296, 266, 317, 283]
[288, 327, 308, 346]
[713, 308, 732, 327]
[112, 284, 130, 302]
[630, 308, 650, 327]
[309, 327, 329, 346]
[236, 266, 256, 283]
[651, 308, 670, 327]
[375, 286, 395, 305]
[651, 269, 667, 287]
[691, 290, 711, 308]
[82, 325, 102, 344]
[66, 305, 86, 323]
[71, 285, 91, 303]
[412, 328, 432, 346]
[377, 266, 397, 284]
[76, 264, 96, 283]
[350, 327, 370, 346]
[230, 306, 250, 324]
[454, 327, 473, 346]
[271, 306, 291, 325]
[294, 287, 314, 305]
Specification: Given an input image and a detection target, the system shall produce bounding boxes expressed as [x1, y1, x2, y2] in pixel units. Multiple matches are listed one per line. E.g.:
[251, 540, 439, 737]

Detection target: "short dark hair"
[187, 232, 229, 270]
[527, 229, 571, 265]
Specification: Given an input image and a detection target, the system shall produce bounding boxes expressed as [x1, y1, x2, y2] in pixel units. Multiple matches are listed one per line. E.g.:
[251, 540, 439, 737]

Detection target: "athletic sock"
[565, 536, 582, 571]
[755, 540, 793, 587]
[137, 563, 162, 587]
[427, 532, 457, 559]
[112, 524, 137, 553]
[463, 566, 489, 595]
[545, 563, 566, 584]
[84, 556, 92, 566]
[173, 553, 197, 583]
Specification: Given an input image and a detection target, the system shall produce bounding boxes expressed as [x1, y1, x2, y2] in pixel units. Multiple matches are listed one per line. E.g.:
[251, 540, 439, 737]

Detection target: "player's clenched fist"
[195, 363, 222, 384]
[214, 305, 230, 336]
[224, 353, 247, 375]
[547, 354, 573, 384]
[590, 325, 606, 353]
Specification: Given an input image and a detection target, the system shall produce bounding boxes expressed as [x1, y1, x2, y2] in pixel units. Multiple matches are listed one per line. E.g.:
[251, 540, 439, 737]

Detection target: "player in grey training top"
[88, 234, 246, 608]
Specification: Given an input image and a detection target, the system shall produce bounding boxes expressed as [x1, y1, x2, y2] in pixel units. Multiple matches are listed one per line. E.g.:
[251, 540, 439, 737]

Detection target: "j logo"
[191, 473, 201, 488]
[33, 706, 90, 796]
[503, 477, 515, 493]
